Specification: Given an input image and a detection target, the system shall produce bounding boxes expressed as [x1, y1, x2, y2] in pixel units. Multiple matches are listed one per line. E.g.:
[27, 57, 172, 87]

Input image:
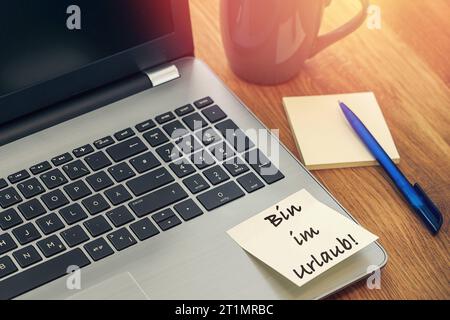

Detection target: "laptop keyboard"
[0, 97, 284, 299]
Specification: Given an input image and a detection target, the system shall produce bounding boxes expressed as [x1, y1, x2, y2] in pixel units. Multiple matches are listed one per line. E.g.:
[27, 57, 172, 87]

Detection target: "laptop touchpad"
[67, 272, 150, 300]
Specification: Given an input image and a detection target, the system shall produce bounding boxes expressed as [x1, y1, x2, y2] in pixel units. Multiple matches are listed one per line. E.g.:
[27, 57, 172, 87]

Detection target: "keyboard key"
[143, 128, 169, 147]
[152, 208, 175, 223]
[162, 120, 188, 139]
[106, 206, 135, 227]
[104, 185, 132, 205]
[82, 194, 110, 215]
[176, 135, 202, 154]
[17, 178, 45, 199]
[209, 142, 235, 161]
[37, 235, 66, 258]
[41, 190, 69, 211]
[214, 118, 238, 134]
[191, 150, 215, 169]
[84, 215, 112, 237]
[106, 137, 147, 162]
[0, 249, 90, 299]
[13, 245, 42, 268]
[13, 223, 41, 245]
[51, 153, 73, 166]
[0, 187, 22, 209]
[18, 199, 46, 220]
[86, 171, 113, 191]
[174, 199, 203, 221]
[0, 208, 23, 230]
[8, 170, 30, 184]
[62, 160, 90, 180]
[85, 151, 112, 171]
[135, 119, 156, 132]
[155, 111, 175, 124]
[129, 183, 188, 217]
[107, 228, 137, 251]
[73, 144, 94, 157]
[64, 180, 92, 201]
[36, 213, 65, 235]
[195, 127, 221, 146]
[202, 105, 227, 123]
[30, 161, 51, 175]
[108, 162, 135, 182]
[203, 165, 230, 185]
[40, 168, 68, 189]
[84, 238, 114, 261]
[183, 174, 210, 194]
[157, 215, 181, 231]
[237, 172, 265, 193]
[94, 136, 114, 149]
[0, 233, 17, 255]
[169, 159, 196, 178]
[0, 256, 18, 280]
[0, 178, 7, 189]
[197, 181, 245, 211]
[232, 129, 255, 152]
[223, 157, 250, 176]
[215, 119, 254, 152]
[194, 96, 214, 109]
[61, 225, 89, 247]
[114, 128, 135, 141]
[127, 167, 174, 196]
[108, 162, 136, 182]
[175, 104, 194, 116]
[59, 203, 88, 225]
[182, 113, 208, 131]
[130, 151, 160, 173]
[156, 143, 182, 162]
[130, 218, 159, 240]
[244, 149, 285, 184]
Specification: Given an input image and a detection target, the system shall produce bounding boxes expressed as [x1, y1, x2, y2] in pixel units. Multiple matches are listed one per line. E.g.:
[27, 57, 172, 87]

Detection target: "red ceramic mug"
[220, 0, 369, 85]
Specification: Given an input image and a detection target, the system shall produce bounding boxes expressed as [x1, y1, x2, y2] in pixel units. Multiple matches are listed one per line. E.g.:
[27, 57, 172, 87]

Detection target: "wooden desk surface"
[189, 0, 450, 299]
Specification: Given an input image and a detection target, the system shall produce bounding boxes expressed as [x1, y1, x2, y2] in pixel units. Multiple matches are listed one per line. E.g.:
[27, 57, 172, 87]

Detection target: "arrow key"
[130, 218, 159, 241]
[157, 215, 181, 231]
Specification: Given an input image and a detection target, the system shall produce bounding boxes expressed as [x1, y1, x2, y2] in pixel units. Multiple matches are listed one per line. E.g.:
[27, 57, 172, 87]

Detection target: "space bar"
[0, 249, 91, 300]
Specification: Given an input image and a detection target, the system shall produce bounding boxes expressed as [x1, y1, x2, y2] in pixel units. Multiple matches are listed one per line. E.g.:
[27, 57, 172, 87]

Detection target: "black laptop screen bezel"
[0, 0, 193, 127]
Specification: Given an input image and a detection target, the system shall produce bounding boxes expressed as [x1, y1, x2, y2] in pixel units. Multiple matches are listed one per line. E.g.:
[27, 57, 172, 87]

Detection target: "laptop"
[0, 0, 387, 299]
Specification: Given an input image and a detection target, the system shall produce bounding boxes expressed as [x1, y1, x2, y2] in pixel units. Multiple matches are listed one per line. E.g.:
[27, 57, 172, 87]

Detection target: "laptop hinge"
[144, 64, 180, 87]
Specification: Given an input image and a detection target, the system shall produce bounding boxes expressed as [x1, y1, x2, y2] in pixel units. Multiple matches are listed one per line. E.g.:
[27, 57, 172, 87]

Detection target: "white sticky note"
[227, 189, 378, 288]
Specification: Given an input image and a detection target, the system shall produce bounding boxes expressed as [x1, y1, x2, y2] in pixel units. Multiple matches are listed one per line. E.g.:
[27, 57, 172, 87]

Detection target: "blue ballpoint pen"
[339, 101, 443, 235]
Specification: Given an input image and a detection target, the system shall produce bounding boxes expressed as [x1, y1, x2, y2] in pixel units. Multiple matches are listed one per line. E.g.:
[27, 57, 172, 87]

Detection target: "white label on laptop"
[227, 189, 378, 288]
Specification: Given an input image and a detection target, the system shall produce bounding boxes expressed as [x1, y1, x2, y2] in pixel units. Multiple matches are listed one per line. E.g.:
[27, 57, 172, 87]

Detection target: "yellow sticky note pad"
[283, 92, 400, 170]
[227, 189, 378, 288]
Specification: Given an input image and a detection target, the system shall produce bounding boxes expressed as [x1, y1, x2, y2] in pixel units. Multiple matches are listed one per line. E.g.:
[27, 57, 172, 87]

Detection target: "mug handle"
[309, 0, 370, 58]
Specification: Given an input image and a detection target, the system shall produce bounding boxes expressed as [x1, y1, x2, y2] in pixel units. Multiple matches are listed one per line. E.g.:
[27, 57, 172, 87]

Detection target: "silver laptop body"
[0, 1, 386, 300]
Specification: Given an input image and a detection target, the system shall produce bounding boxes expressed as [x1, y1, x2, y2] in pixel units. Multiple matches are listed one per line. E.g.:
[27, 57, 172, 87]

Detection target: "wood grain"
[189, 0, 450, 299]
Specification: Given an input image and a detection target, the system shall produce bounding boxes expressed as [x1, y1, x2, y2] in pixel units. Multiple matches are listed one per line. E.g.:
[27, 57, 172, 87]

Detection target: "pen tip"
[338, 100, 348, 111]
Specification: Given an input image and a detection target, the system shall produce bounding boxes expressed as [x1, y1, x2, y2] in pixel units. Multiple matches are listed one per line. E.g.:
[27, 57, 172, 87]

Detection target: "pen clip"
[413, 183, 443, 235]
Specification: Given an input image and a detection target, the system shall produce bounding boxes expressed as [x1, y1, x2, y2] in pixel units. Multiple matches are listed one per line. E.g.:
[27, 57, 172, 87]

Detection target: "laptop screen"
[0, 0, 191, 127]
